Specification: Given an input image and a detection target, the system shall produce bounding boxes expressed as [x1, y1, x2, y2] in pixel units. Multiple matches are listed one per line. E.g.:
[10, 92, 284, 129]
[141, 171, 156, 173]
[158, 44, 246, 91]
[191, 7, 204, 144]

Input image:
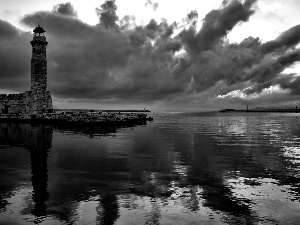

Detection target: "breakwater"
[219, 108, 299, 113]
[55, 109, 151, 113]
[0, 109, 153, 126]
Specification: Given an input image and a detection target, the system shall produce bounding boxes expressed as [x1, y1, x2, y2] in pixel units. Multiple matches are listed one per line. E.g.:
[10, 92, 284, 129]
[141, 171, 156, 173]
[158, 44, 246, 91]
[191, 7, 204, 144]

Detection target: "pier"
[219, 106, 299, 113]
[0, 110, 153, 125]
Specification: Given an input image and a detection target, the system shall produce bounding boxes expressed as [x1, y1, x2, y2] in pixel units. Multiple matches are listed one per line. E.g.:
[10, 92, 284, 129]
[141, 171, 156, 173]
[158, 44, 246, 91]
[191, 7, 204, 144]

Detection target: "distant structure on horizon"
[219, 105, 299, 113]
[0, 25, 53, 115]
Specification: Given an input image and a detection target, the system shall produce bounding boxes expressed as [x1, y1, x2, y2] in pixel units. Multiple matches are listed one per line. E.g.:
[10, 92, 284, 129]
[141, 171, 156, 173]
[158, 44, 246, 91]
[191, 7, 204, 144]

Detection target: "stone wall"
[0, 95, 7, 114]
[0, 90, 52, 115]
[0, 93, 28, 114]
[31, 90, 53, 114]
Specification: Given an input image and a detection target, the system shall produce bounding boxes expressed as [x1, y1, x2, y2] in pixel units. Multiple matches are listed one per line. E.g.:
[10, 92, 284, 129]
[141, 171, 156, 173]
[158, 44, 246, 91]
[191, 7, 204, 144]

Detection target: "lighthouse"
[31, 25, 48, 92]
[30, 25, 53, 113]
[0, 25, 53, 115]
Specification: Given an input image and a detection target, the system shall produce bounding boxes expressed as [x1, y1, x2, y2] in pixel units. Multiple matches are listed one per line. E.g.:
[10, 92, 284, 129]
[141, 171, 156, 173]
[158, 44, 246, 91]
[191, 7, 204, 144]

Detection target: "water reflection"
[0, 122, 123, 224]
[96, 193, 120, 225]
[0, 123, 51, 223]
[1, 114, 300, 224]
[28, 125, 52, 220]
[145, 199, 161, 225]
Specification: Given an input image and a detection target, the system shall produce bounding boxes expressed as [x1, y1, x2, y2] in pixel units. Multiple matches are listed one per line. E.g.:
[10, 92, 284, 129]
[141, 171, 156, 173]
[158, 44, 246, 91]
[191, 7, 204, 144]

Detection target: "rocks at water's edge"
[0, 110, 153, 125]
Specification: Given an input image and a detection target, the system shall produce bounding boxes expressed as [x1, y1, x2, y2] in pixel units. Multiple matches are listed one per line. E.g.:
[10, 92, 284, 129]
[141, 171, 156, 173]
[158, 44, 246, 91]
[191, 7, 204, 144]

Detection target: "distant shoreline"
[219, 108, 299, 113]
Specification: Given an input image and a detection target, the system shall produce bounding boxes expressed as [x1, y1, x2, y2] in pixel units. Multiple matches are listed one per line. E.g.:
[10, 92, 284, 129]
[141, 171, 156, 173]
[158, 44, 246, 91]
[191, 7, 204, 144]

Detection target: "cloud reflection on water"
[1, 113, 300, 224]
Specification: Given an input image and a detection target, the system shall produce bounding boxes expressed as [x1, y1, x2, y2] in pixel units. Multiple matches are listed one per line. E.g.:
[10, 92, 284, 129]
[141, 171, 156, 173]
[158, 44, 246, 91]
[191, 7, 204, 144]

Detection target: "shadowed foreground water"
[1, 112, 300, 224]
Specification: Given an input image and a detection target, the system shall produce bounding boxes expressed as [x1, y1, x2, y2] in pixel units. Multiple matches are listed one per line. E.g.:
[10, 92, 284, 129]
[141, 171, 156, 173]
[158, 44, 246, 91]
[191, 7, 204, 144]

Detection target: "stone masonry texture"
[0, 26, 53, 115]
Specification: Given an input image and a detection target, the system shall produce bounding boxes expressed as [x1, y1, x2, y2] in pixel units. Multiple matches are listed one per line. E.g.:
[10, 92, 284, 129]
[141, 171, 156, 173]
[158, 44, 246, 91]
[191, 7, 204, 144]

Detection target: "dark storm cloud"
[179, 0, 257, 55]
[246, 49, 300, 84]
[174, 0, 300, 100]
[52, 2, 78, 17]
[186, 10, 198, 25]
[0, 19, 32, 90]
[0, 19, 19, 38]
[174, 0, 259, 93]
[96, 0, 119, 29]
[19, 5, 186, 101]
[21, 11, 128, 66]
[20, 10, 132, 97]
[280, 76, 300, 95]
[242, 48, 300, 95]
[261, 24, 300, 53]
[2, 0, 300, 107]
[239, 24, 300, 96]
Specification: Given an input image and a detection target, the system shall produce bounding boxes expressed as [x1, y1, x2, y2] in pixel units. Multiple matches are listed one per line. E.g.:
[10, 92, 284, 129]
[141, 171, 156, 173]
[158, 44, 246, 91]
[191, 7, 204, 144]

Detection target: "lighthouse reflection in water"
[1, 112, 300, 224]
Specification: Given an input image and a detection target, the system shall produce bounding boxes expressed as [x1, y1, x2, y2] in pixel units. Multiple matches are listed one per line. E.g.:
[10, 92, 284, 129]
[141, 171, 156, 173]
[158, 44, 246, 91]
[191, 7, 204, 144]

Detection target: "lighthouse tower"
[30, 25, 52, 113]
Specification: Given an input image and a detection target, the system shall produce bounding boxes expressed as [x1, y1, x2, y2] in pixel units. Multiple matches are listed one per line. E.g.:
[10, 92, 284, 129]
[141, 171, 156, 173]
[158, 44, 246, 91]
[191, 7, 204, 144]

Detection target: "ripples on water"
[1, 112, 300, 224]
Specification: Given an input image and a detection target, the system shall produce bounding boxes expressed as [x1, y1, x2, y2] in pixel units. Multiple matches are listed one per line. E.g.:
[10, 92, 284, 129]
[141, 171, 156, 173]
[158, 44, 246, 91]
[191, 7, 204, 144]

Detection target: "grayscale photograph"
[1, 0, 300, 224]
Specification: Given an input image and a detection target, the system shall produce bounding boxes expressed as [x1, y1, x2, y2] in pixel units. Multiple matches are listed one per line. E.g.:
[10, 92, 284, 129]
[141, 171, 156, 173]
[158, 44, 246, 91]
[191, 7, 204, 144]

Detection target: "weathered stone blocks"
[0, 25, 53, 115]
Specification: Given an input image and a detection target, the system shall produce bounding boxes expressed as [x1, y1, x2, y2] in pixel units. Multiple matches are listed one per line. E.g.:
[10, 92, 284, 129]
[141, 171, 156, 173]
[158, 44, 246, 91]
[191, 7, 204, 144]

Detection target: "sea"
[1, 112, 300, 225]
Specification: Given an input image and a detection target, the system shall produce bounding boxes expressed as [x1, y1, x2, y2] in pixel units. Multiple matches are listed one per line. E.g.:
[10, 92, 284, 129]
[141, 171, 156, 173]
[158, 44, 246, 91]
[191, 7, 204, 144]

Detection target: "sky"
[1, 0, 300, 112]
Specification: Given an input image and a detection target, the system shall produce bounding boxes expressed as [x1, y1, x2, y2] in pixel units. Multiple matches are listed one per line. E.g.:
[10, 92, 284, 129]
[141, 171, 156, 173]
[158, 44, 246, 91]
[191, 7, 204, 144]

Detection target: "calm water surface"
[1, 112, 300, 224]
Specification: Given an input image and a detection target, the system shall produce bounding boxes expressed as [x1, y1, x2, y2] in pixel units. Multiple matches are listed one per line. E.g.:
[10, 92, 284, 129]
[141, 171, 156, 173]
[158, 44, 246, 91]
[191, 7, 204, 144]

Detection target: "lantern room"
[33, 25, 46, 36]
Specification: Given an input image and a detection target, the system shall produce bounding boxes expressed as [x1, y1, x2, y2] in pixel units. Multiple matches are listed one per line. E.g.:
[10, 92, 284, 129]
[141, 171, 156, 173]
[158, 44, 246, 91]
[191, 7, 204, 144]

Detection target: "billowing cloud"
[52, 2, 78, 17]
[275, 73, 300, 95]
[261, 24, 300, 53]
[0, 19, 32, 91]
[174, 0, 259, 94]
[145, 0, 159, 11]
[96, 0, 119, 29]
[242, 49, 300, 94]
[19, 6, 185, 101]
[179, 0, 257, 55]
[1, 0, 300, 110]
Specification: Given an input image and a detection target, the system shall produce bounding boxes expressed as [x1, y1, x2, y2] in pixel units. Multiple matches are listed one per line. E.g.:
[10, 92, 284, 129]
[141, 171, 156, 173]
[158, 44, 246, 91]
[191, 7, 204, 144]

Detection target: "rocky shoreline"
[0, 110, 153, 126]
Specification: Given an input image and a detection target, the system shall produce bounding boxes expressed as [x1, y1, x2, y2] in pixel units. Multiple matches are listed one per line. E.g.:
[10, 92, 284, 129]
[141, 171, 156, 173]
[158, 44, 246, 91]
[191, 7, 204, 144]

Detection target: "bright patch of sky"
[217, 85, 290, 100]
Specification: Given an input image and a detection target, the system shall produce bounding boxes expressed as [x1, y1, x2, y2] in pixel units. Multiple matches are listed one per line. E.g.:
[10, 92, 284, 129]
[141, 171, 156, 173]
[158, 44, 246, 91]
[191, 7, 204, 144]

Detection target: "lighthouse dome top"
[33, 25, 46, 33]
